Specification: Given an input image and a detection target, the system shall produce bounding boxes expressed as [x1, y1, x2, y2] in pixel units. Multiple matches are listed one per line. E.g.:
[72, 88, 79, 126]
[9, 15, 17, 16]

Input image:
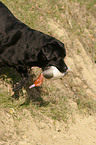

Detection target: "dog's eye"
[53, 57, 57, 61]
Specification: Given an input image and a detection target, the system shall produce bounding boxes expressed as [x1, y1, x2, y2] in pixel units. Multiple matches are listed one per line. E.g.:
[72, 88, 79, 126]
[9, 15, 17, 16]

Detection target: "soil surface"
[0, 109, 96, 145]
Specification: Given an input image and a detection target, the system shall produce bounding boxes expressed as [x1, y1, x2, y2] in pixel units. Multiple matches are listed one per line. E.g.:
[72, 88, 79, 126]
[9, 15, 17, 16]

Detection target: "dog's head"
[38, 39, 68, 73]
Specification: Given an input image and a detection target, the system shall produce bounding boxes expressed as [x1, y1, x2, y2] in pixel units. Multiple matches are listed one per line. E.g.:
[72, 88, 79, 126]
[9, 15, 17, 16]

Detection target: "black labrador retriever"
[0, 2, 68, 90]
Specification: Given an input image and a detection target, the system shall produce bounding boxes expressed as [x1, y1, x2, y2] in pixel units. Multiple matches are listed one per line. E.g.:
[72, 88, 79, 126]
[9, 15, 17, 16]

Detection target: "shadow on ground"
[0, 67, 49, 107]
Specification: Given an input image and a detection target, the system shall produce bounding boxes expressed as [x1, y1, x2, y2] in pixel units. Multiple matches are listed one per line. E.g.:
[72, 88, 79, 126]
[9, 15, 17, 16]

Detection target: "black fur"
[0, 2, 68, 82]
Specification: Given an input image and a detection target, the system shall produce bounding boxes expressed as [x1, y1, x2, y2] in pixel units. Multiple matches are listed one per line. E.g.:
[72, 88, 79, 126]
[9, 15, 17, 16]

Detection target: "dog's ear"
[41, 41, 66, 60]
[41, 44, 55, 60]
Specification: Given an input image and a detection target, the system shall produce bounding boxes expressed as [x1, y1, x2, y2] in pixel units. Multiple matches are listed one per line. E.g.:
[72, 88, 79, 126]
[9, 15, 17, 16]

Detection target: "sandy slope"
[47, 18, 96, 98]
[0, 109, 96, 145]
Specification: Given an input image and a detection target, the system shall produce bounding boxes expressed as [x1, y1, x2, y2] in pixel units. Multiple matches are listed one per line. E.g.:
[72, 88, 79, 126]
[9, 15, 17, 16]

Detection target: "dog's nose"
[64, 65, 68, 71]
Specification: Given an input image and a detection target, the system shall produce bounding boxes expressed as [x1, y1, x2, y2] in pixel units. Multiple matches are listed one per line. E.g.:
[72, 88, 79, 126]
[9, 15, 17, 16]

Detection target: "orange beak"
[29, 73, 44, 89]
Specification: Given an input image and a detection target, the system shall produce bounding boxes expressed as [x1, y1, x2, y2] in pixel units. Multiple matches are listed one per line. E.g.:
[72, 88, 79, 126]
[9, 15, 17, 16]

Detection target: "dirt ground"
[0, 108, 96, 145]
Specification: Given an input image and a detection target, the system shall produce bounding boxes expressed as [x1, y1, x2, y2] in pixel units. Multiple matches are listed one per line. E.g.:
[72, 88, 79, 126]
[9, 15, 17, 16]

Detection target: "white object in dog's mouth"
[43, 66, 71, 79]
[29, 66, 71, 89]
